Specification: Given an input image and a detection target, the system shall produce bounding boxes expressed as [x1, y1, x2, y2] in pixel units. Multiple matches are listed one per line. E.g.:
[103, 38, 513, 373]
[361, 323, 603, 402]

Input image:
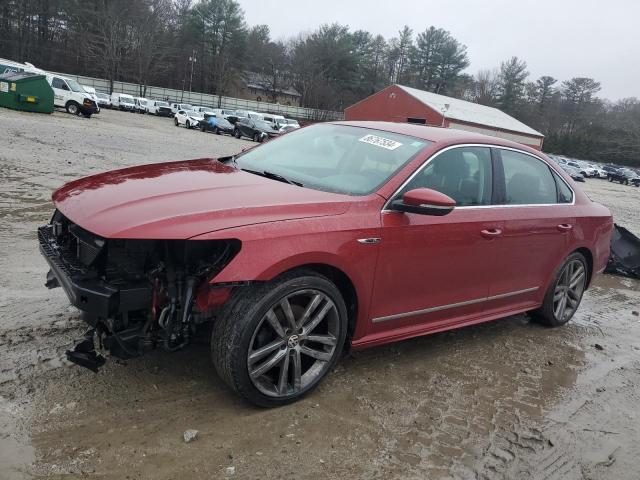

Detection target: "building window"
[407, 118, 427, 125]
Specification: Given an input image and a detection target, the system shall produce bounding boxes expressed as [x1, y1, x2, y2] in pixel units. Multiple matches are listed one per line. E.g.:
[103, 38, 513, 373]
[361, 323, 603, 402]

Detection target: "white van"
[47, 74, 98, 117]
[170, 103, 193, 115]
[147, 100, 173, 116]
[233, 110, 259, 119]
[0, 58, 97, 117]
[262, 113, 285, 127]
[111, 93, 136, 112]
[134, 97, 148, 114]
[192, 105, 215, 115]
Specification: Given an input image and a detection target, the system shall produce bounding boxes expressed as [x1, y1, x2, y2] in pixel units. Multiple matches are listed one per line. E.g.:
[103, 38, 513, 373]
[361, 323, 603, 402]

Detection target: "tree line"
[0, 0, 638, 166]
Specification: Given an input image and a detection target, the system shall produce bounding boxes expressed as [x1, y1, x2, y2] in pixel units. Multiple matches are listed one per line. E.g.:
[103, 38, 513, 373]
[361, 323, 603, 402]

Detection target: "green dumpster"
[0, 71, 54, 113]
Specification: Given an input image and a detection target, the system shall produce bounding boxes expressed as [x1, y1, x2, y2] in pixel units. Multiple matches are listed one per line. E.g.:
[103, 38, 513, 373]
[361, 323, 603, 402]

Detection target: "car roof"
[331, 121, 544, 156]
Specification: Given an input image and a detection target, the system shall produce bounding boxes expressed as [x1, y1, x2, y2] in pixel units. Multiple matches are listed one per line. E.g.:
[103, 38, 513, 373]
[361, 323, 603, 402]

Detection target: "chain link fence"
[52, 72, 344, 122]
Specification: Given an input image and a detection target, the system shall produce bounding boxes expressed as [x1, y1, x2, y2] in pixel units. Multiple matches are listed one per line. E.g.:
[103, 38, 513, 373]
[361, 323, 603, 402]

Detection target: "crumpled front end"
[39, 210, 240, 370]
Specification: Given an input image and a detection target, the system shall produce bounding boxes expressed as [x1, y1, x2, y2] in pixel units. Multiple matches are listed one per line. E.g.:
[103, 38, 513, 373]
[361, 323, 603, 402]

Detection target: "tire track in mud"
[332, 316, 586, 479]
[475, 277, 640, 479]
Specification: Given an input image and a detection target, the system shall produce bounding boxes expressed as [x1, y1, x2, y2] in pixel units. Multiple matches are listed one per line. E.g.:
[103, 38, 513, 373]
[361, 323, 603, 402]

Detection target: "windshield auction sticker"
[359, 134, 403, 150]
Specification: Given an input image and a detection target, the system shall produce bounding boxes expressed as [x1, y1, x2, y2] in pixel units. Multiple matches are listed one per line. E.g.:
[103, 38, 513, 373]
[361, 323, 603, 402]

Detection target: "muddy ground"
[1, 107, 639, 479]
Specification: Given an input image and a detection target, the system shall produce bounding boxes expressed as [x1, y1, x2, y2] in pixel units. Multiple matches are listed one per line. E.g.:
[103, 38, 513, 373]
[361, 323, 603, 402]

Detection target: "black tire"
[174, 118, 179, 126]
[253, 133, 259, 142]
[65, 101, 80, 115]
[212, 271, 348, 407]
[608, 176, 613, 182]
[186, 120, 191, 129]
[234, 129, 241, 139]
[200, 123, 205, 132]
[531, 252, 588, 327]
[214, 127, 220, 135]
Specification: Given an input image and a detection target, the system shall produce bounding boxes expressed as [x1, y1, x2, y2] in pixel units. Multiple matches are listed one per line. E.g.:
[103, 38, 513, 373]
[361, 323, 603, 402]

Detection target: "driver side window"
[399, 146, 493, 207]
[51, 77, 67, 90]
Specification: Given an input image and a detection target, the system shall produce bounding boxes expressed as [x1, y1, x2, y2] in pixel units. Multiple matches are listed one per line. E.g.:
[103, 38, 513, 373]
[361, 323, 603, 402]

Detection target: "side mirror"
[390, 188, 456, 216]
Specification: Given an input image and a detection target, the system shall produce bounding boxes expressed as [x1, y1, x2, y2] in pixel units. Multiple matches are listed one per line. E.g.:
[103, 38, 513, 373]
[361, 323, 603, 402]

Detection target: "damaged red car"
[39, 122, 613, 406]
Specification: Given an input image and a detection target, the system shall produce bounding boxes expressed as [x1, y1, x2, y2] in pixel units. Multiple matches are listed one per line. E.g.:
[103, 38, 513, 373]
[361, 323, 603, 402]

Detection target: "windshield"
[66, 79, 85, 93]
[97, 93, 109, 99]
[121, 97, 134, 104]
[180, 104, 193, 110]
[235, 124, 430, 195]
[156, 101, 169, 107]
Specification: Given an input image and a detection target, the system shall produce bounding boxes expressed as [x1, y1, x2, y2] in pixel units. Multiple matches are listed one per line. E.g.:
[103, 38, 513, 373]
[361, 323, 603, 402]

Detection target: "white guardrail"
[52, 72, 344, 122]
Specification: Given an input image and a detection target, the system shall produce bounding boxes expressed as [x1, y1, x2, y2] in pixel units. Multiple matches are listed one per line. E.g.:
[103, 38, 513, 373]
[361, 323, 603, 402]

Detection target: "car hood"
[52, 158, 351, 239]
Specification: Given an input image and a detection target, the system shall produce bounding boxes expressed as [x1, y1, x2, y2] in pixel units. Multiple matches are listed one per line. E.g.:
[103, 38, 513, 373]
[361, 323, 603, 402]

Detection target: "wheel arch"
[573, 246, 594, 288]
[274, 263, 359, 341]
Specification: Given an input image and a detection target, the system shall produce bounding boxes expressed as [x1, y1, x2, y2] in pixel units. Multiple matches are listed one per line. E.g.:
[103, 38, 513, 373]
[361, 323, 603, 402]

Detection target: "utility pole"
[188, 50, 197, 96]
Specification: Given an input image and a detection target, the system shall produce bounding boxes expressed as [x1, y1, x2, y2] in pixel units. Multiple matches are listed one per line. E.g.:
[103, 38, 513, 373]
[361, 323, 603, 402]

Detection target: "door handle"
[557, 223, 573, 232]
[480, 228, 502, 239]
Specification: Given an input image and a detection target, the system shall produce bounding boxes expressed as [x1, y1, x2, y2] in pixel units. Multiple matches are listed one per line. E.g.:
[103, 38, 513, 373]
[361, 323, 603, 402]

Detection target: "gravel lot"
[1, 108, 639, 480]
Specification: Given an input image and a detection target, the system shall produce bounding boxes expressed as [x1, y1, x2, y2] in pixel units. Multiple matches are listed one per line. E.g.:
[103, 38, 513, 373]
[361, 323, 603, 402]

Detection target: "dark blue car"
[199, 114, 235, 135]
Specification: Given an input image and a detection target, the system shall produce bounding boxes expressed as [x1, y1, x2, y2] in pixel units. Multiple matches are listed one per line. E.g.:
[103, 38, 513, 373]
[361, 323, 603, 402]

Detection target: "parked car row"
[168, 104, 300, 141]
[546, 154, 640, 187]
[87, 91, 302, 141]
[606, 167, 640, 186]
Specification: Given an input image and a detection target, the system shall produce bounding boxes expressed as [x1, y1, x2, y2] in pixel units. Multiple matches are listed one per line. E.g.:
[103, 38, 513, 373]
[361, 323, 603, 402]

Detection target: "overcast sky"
[239, 0, 638, 101]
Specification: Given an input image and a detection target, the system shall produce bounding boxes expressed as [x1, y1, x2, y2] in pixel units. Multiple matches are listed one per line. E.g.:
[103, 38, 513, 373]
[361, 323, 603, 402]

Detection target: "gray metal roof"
[397, 84, 543, 138]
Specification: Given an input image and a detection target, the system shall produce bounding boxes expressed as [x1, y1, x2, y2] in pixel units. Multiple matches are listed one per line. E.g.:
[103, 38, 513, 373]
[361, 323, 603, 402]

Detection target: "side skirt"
[351, 302, 539, 351]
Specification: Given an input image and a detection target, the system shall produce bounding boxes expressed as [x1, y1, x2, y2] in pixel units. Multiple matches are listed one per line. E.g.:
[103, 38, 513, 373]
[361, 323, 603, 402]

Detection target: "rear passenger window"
[552, 170, 573, 203]
[400, 146, 492, 206]
[500, 150, 557, 205]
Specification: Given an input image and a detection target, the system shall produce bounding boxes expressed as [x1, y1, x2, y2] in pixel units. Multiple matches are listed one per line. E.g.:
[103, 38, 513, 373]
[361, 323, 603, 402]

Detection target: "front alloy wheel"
[212, 272, 347, 407]
[247, 289, 340, 397]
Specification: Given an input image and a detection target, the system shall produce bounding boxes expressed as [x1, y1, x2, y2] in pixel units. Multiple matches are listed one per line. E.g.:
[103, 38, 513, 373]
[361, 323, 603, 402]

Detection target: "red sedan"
[39, 122, 613, 406]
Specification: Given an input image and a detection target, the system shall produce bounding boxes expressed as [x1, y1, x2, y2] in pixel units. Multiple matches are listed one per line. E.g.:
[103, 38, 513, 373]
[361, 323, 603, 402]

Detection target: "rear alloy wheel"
[253, 133, 259, 142]
[234, 129, 241, 139]
[186, 120, 191, 129]
[532, 252, 587, 327]
[212, 272, 347, 407]
[174, 118, 179, 126]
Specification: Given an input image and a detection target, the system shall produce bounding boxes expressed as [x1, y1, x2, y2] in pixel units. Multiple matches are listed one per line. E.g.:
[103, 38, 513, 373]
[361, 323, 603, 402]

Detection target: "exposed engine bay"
[38, 210, 240, 371]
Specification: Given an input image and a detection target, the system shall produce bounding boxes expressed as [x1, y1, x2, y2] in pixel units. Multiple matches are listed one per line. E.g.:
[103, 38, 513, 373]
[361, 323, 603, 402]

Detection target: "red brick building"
[345, 84, 544, 150]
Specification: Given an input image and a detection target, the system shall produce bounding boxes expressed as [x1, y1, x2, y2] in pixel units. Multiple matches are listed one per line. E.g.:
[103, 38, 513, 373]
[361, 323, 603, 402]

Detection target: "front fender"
[191, 201, 383, 341]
